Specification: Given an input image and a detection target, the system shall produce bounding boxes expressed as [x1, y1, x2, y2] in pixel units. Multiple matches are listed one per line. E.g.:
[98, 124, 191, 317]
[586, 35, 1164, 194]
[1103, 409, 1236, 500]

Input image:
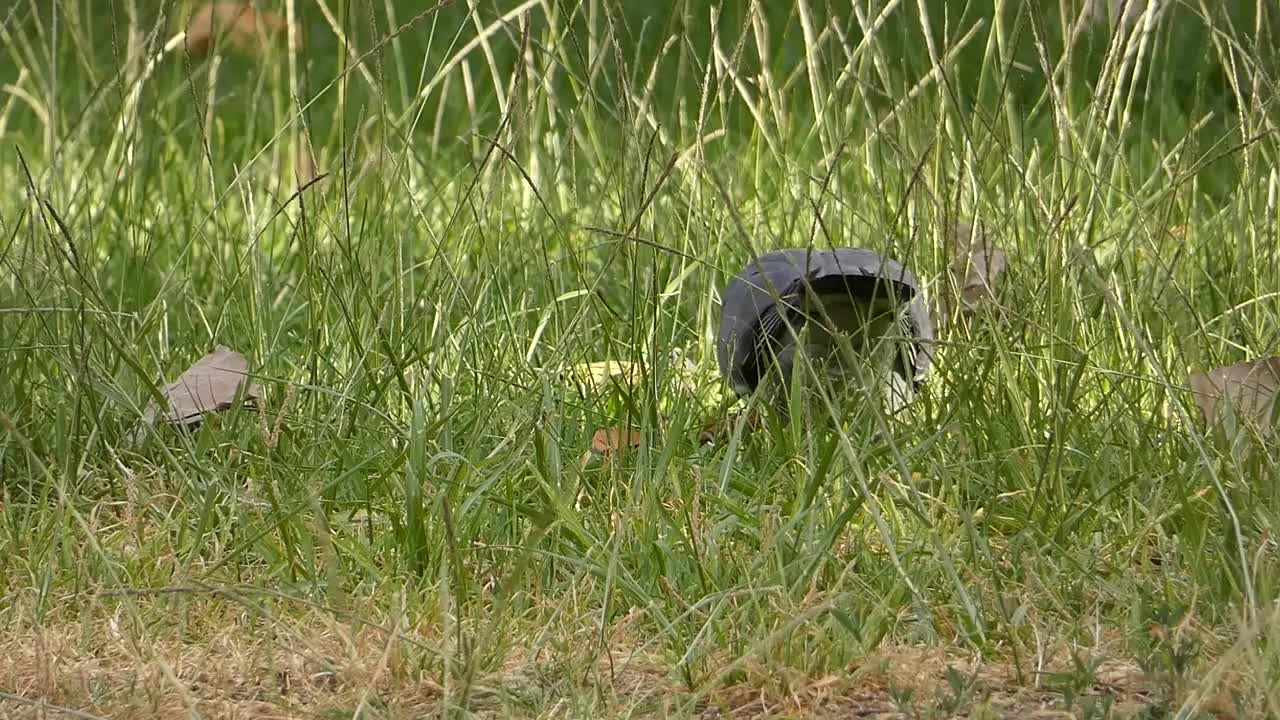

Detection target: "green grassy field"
[2, 0, 1279, 717]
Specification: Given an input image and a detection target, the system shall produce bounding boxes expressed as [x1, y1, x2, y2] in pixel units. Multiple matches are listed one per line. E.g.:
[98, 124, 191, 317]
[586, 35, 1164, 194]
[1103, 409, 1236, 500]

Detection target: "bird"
[715, 248, 935, 416]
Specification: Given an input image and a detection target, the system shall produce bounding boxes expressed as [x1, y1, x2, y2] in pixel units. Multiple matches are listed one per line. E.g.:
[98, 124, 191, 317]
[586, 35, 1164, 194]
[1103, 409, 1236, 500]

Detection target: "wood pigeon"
[715, 248, 935, 412]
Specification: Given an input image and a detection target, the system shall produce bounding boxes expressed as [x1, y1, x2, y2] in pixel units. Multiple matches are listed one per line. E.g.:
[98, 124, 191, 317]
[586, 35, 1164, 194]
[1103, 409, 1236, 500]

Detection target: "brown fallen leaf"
[134, 345, 263, 442]
[579, 426, 642, 467]
[591, 426, 641, 454]
[1189, 356, 1280, 441]
[948, 221, 1007, 315]
[185, 2, 294, 57]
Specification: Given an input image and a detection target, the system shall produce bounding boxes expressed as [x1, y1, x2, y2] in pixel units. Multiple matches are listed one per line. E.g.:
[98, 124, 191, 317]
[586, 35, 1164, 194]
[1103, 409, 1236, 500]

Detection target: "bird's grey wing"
[812, 248, 913, 298]
[717, 247, 936, 395]
[716, 250, 814, 395]
[800, 249, 909, 335]
[810, 248, 935, 387]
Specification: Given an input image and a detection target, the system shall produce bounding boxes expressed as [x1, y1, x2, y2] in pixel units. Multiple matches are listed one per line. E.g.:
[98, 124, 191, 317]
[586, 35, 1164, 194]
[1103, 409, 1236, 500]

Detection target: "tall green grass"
[1, 0, 1279, 716]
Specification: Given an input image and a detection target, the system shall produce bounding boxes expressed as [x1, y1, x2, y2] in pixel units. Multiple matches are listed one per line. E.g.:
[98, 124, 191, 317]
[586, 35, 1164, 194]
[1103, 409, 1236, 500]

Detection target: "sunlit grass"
[1, 0, 1278, 717]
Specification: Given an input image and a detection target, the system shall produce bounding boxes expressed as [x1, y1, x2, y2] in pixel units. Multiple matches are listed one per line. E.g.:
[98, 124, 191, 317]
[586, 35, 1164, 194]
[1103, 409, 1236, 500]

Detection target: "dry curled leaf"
[579, 426, 641, 467]
[590, 426, 641, 454]
[1189, 356, 1280, 440]
[141, 345, 263, 432]
[948, 221, 1007, 315]
[185, 2, 294, 57]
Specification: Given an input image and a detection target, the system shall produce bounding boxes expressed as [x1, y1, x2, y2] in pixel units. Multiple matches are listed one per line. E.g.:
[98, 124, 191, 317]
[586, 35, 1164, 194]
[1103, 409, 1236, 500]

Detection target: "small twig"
[93, 585, 218, 598]
[0, 691, 111, 720]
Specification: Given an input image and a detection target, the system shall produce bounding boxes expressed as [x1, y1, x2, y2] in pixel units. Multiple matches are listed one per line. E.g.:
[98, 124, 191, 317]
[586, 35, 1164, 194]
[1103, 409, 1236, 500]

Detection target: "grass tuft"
[2, 0, 1279, 717]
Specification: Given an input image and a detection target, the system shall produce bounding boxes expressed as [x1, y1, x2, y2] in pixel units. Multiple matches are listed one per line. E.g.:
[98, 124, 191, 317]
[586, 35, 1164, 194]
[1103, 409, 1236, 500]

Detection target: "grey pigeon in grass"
[715, 248, 934, 413]
[129, 345, 263, 446]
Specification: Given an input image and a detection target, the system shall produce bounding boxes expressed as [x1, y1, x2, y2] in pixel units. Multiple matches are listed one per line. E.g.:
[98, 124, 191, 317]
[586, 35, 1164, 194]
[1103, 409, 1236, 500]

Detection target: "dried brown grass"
[0, 597, 1177, 720]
